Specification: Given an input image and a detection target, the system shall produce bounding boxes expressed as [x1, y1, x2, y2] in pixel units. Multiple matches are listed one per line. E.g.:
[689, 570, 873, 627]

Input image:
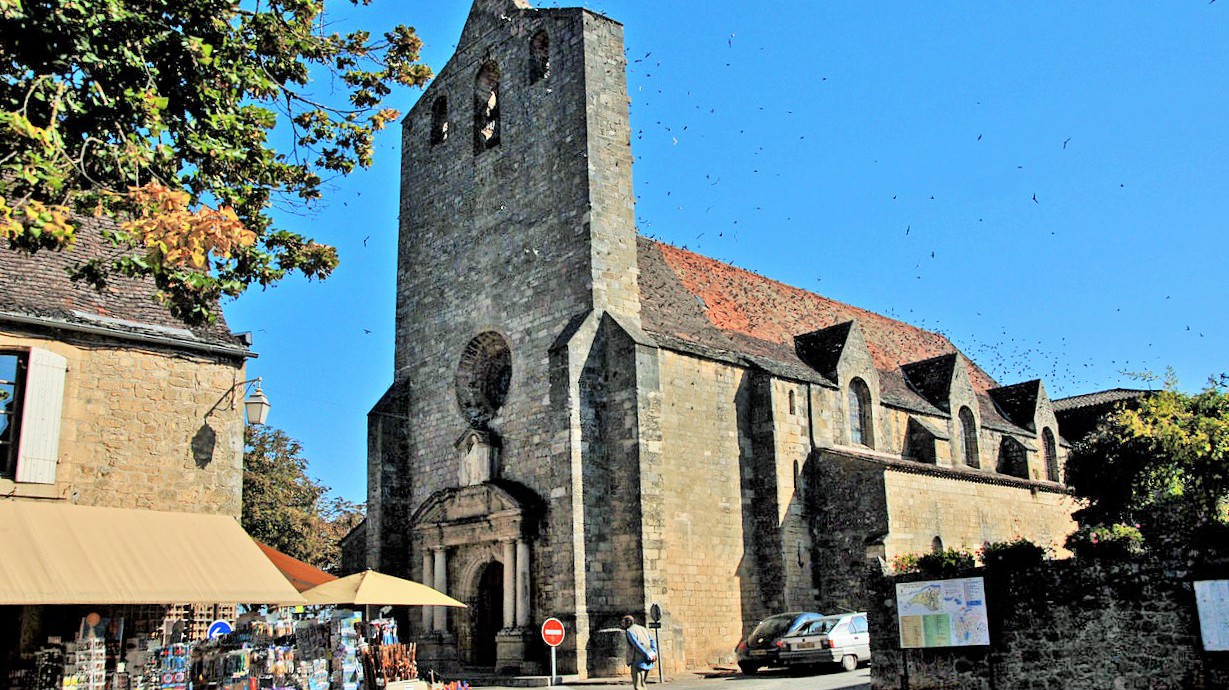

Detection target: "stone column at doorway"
[433, 546, 448, 632]
[515, 538, 530, 627]
[502, 540, 516, 629]
[422, 551, 433, 632]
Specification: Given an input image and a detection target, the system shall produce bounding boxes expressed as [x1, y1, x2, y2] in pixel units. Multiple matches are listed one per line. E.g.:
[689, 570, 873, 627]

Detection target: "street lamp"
[243, 378, 271, 425]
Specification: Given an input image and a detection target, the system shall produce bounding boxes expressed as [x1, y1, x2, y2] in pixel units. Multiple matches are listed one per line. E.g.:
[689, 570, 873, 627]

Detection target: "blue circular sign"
[207, 620, 233, 639]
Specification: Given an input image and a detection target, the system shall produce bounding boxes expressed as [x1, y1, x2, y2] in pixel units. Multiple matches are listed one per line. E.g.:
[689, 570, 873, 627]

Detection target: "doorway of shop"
[471, 561, 503, 668]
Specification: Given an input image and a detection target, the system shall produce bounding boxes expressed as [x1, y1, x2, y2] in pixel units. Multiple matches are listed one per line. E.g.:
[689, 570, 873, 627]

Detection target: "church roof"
[1052, 388, 1151, 412]
[637, 237, 1021, 429]
[0, 216, 248, 354]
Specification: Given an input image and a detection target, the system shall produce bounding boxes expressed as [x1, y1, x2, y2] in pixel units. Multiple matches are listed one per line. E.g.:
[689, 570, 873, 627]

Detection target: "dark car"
[734, 611, 824, 674]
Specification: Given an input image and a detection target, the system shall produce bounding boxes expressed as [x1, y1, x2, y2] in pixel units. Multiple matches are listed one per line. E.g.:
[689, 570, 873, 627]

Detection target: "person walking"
[621, 614, 656, 689]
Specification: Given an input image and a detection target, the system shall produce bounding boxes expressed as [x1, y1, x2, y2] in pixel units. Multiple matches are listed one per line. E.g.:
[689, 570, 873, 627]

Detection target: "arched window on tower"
[430, 96, 449, 146]
[849, 378, 873, 448]
[959, 406, 979, 469]
[530, 30, 551, 82]
[474, 61, 501, 152]
[1043, 427, 1059, 483]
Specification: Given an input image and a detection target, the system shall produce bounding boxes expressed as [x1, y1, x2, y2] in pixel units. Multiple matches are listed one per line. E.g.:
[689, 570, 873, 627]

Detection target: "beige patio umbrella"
[300, 569, 467, 607]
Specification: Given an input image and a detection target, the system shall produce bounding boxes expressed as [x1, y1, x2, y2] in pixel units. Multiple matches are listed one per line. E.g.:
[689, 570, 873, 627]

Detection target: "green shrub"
[893, 547, 977, 577]
[979, 537, 1049, 570]
[1065, 523, 1145, 561]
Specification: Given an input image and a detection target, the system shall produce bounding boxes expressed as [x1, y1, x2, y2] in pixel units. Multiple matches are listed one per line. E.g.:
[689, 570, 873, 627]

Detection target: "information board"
[1194, 580, 1229, 651]
[895, 577, 989, 648]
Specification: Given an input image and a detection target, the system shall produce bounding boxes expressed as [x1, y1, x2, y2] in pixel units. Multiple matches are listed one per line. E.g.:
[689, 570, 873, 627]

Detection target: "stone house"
[0, 217, 253, 515]
[365, 0, 1077, 677]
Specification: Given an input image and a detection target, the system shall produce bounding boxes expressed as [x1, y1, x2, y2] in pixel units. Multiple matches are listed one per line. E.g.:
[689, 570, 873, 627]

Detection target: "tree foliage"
[0, 0, 431, 322]
[1065, 375, 1229, 555]
[243, 423, 363, 572]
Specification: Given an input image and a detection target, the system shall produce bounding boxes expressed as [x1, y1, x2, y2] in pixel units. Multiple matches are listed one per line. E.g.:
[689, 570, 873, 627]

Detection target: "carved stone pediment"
[411, 481, 543, 548]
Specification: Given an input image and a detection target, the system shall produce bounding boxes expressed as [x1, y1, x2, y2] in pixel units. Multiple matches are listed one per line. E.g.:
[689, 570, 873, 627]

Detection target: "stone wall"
[880, 467, 1076, 560]
[0, 330, 246, 516]
[810, 450, 1076, 614]
[868, 560, 1229, 689]
[657, 350, 756, 668]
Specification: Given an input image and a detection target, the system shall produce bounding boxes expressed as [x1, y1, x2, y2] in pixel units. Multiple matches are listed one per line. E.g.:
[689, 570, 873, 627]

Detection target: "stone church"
[365, 0, 1076, 677]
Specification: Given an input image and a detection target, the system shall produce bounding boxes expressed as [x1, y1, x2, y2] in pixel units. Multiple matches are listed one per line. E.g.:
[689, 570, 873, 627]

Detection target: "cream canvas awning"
[0, 501, 305, 605]
[301, 570, 466, 607]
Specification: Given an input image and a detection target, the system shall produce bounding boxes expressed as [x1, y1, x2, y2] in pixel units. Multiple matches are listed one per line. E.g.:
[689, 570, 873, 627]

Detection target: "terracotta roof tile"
[637, 238, 1031, 430]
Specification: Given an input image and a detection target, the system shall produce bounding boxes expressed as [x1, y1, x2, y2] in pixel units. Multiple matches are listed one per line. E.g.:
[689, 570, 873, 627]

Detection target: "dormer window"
[848, 377, 873, 448]
[997, 437, 1029, 479]
[958, 406, 979, 469]
[530, 30, 551, 82]
[474, 61, 501, 152]
[430, 96, 449, 146]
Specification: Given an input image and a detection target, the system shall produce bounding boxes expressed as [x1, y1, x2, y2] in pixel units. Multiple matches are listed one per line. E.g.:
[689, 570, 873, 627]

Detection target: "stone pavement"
[462, 666, 872, 690]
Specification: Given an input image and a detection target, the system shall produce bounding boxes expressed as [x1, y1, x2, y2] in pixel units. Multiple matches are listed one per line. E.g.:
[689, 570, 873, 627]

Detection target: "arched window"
[958, 406, 979, 468]
[474, 61, 501, 152]
[430, 96, 449, 145]
[848, 378, 873, 448]
[530, 30, 551, 82]
[788, 389, 796, 415]
[931, 536, 944, 554]
[1043, 428, 1059, 482]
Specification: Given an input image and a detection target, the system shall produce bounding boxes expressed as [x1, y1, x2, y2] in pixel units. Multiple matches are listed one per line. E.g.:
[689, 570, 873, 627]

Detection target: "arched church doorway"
[472, 561, 504, 668]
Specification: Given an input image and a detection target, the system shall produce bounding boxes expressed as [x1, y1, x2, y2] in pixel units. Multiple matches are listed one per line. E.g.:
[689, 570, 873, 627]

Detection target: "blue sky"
[224, 1, 1229, 503]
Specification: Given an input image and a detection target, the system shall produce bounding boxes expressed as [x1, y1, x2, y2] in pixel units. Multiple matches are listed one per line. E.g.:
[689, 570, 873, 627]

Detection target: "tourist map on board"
[1194, 580, 1229, 651]
[896, 577, 990, 648]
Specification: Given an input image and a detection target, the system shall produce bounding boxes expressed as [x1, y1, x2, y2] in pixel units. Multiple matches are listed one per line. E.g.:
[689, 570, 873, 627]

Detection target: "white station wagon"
[778, 612, 871, 672]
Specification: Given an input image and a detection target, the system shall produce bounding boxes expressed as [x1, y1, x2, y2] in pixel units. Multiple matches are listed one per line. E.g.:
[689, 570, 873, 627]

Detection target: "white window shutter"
[15, 348, 67, 484]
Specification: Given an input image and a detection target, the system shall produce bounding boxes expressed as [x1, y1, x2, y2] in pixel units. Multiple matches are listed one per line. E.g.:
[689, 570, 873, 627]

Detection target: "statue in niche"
[457, 429, 499, 486]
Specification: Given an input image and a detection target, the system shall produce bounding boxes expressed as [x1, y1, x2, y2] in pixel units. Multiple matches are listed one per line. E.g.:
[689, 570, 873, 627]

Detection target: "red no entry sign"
[541, 617, 566, 647]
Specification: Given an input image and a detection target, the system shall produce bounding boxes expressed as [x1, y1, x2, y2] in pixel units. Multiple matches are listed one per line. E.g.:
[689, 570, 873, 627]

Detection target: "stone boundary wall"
[868, 560, 1229, 689]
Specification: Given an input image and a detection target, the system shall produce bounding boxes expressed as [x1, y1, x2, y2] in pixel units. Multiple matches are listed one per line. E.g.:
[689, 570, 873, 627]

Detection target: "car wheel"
[738, 662, 759, 675]
[840, 655, 858, 672]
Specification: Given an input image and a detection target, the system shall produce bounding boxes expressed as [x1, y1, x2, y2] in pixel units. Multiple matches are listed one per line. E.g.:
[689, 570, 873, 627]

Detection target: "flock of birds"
[332, 3, 1216, 397]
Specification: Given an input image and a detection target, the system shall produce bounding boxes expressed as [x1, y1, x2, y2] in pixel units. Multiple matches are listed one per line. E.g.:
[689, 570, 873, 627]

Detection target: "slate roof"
[989, 379, 1043, 430]
[1052, 388, 1151, 412]
[0, 216, 248, 353]
[636, 238, 1020, 429]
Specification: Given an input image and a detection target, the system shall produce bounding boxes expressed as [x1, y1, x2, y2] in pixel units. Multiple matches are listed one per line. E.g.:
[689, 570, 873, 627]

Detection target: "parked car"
[778, 612, 871, 672]
[734, 611, 824, 674]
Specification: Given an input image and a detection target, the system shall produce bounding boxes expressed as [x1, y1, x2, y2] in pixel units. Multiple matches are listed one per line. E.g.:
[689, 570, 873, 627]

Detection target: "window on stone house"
[0, 351, 25, 479]
[931, 536, 944, 553]
[788, 389, 796, 415]
[1043, 427, 1059, 482]
[0, 347, 66, 484]
[959, 406, 979, 469]
[530, 30, 551, 82]
[430, 96, 449, 145]
[474, 61, 502, 153]
[848, 377, 873, 448]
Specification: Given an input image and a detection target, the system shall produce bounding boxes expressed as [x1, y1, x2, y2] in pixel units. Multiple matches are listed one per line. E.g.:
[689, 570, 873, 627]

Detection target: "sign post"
[648, 604, 663, 684]
[541, 617, 566, 686]
[206, 620, 232, 640]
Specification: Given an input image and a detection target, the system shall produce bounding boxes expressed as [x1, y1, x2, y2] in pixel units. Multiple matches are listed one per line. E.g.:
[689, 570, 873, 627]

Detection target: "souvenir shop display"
[354, 620, 419, 690]
[9, 606, 458, 690]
